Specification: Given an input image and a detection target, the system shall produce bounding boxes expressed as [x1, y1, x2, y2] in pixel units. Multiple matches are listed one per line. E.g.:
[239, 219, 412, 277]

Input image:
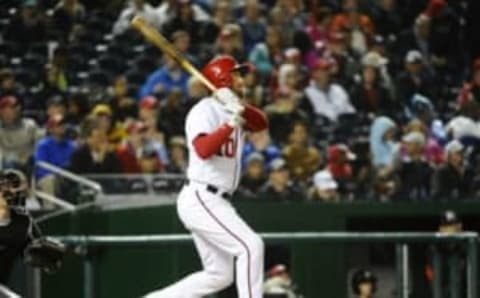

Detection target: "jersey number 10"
[217, 138, 236, 158]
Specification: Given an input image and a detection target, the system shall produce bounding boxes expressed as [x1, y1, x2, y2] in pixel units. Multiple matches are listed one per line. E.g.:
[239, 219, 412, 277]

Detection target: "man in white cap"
[394, 49, 434, 104]
[309, 169, 339, 202]
[431, 140, 474, 199]
[396, 131, 433, 200]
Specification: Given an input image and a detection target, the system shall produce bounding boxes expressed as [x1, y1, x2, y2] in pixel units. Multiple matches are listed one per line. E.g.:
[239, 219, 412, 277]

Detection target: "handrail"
[35, 161, 103, 193]
[49, 231, 478, 298]
[35, 190, 76, 211]
[54, 231, 479, 246]
[84, 173, 185, 179]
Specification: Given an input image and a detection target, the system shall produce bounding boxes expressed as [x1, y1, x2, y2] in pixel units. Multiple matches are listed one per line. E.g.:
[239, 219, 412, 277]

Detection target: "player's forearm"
[243, 104, 268, 132]
[193, 124, 234, 159]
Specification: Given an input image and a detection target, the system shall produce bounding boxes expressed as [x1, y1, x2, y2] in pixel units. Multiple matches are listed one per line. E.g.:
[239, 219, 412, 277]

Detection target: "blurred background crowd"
[1, 0, 480, 203]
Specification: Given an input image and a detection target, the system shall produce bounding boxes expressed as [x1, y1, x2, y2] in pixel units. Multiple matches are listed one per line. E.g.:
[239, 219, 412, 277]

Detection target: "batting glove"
[214, 87, 240, 105]
[228, 111, 245, 128]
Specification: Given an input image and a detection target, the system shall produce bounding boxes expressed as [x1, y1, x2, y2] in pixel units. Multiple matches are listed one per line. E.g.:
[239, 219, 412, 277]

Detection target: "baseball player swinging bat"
[134, 16, 269, 298]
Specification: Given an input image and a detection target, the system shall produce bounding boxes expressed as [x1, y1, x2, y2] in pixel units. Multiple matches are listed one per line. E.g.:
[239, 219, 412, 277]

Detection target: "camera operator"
[0, 169, 34, 292]
[0, 169, 65, 294]
[0, 169, 31, 280]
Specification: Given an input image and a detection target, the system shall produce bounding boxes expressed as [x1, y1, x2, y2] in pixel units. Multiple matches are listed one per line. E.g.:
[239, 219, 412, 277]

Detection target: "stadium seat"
[14, 68, 38, 87]
[87, 69, 113, 87]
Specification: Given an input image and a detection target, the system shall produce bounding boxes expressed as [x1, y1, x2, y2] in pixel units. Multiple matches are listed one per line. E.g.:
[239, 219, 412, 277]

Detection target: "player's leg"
[186, 189, 264, 298]
[143, 233, 234, 298]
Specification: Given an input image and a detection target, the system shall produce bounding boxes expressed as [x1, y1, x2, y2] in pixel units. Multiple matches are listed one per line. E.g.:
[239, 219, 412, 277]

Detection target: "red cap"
[139, 96, 158, 110]
[126, 121, 148, 134]
[0, 96, 18, 109]
[328, 144, 356, 163]
[267, 264, 288, 278]
[47, 114, 65, 128]
[313, 58, 332, 71]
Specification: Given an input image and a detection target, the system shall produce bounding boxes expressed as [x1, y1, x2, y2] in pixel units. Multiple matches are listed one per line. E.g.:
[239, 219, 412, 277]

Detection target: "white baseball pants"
[143, 182, 264, 298]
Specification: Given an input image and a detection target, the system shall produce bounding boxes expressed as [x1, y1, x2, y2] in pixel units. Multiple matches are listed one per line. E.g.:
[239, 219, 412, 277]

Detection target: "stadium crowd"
[0, 0, 479, 203]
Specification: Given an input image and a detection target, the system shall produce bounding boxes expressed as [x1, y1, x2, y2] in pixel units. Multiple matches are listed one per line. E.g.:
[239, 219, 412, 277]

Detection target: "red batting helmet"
[202, 55, 249, 88]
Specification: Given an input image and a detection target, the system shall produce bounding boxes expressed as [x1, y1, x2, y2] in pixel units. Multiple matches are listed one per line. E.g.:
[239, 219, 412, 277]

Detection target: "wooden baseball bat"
[130, 16, 217, 92]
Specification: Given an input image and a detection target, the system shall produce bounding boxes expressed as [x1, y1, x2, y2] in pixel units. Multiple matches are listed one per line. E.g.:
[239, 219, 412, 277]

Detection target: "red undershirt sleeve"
[242, 104, 268, 132]
[192, 124, 234, 159]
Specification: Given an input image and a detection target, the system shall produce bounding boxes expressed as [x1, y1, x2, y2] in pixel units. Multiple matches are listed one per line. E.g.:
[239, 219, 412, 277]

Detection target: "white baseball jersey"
[185, 97, 245, 191]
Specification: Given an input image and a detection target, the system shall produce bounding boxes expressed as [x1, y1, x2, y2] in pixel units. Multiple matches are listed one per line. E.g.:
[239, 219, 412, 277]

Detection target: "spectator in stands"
[108, 75, 137, 124]
[259, 158, 303, 201]
[214, 24, 245, 63]
[458, 58, 480, 109]
[431, 140, 474, 200]
[395, 13, 431, 65]
[138, 144, 164, 173]
[171, 30, 199, 67]
[271, 0, 304, 44]
[282, 121, 321, 183]
[327, 144, 356, 195]
[395, 131, 433, 201]
[69, 116, 121, 174]
[237, 153, 266, 199]
[273, 63, 303, 104]
[156, 0, 210, 29]
[284, 48, 309, 88]
[158, 88, 186, 139]
[161, 0, 204, 44]
[330, 0, 376, 55]
[65, 92, 89, 126]
[240, 0, 266, 54]
[38, 63, 67, 111]
[138, 97, 169, 165]
[265, 88, 308, 144]
[330, 0, 375, 35]
[309, 169, 339, 202]
[370, 116, 398, 169]
[166, 136, 187, 173]
[350, 52, 394, 116]
[45, 95, 67, 119]
[138, 54, 190, 99]
[0, 96, 42, 170]
[52, 0, 86, 41]
[371, 0, 403, 40]
[242, 130, 281, 169]
[34, 114, 75, 194]
[4, 0, 46, 49]
[403, 118, 445, 166]
[302, 58, 356, 122]
[112, 0, 161, 36]
[249, 26, 284, 80]
[243, 64, 265, 107]
[116, 121, 164, 174]
[324, 31, 361, 88]
[90, 104, 126, 150]
[305, 6, 332, 46]
[0, 69, 20, 99]
[394, 50, 435, 105]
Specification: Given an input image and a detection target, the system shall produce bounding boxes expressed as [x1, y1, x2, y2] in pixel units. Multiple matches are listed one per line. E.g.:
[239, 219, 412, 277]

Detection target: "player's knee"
[207, 270, 234, 290]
